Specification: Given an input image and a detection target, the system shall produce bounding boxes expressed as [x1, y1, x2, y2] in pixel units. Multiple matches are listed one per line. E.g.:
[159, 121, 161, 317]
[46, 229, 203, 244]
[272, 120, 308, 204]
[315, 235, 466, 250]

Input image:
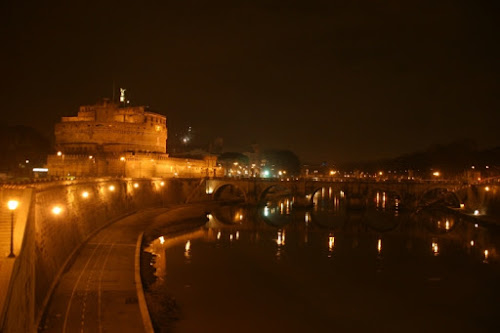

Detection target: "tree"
[261, 150, 301, 176]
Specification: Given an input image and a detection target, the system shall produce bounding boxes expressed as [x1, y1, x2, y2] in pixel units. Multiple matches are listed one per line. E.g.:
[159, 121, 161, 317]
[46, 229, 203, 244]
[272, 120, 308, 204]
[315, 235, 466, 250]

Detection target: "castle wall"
[47, 154, 223, 178]
[55, 101, 167, 154]
[55, 121, 167, 154]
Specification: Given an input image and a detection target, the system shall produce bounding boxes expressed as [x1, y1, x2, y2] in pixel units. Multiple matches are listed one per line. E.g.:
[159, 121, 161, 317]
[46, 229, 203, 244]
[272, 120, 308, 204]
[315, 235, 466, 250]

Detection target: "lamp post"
[7, 200, 19, 258]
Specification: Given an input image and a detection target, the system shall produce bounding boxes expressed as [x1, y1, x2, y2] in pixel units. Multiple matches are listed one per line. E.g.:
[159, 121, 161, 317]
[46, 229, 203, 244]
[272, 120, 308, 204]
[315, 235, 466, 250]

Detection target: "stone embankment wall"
[0, 177, 210, 332]
[0, 188, 35, 333]
[459, 184, 500, 217]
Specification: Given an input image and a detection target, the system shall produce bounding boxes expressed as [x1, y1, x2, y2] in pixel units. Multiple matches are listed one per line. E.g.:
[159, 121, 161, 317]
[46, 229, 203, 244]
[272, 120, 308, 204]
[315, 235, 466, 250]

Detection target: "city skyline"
[1, 0, 498, 163]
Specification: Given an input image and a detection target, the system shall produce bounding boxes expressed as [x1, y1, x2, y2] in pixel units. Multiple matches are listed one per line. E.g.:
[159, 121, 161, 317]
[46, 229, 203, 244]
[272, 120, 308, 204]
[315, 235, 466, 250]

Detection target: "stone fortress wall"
[47, 153, 223, 178]
[55, 100, 167, 154]
[47, 98, 223, 178]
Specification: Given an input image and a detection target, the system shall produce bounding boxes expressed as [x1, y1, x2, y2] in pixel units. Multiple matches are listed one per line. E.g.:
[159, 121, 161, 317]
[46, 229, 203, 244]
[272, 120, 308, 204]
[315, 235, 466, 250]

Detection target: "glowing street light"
[57, 151, 62, 157]
[7, 200, 19, 258]
[432, 171, 440, 177]
[432, 241, 439, 256]
[108, 185, 115, 192]
[133, 183, 139, 189]
[52, 206, 63, 215]
[82, 191, 89, 198]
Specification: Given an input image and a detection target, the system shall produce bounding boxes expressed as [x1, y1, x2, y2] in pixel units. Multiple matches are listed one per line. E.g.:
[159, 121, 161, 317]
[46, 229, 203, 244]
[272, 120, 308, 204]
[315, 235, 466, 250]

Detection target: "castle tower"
[54, 99, 167, 155]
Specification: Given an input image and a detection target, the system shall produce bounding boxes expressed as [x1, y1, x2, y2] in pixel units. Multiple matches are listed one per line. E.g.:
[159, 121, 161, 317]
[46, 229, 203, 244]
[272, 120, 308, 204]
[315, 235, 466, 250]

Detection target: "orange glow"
[7, 200, 19, 210]
[184, 240, 191, 259]
[432, 241, 439, 255]
[277, 230, 285, 246]
[108, 185, 115, 191]
[82, 191, 89, 198]
[52, 206, 63, 215]
[329, 235, 335, 251]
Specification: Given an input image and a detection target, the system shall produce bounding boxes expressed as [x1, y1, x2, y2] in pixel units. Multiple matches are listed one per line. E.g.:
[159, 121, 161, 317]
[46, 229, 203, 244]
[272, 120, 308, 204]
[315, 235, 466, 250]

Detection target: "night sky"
[1, 0, 498, 163]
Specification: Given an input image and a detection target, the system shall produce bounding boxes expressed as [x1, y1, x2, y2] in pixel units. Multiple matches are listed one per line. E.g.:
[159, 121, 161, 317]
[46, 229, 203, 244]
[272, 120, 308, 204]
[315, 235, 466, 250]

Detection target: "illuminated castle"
[47, 93, 220, 178]
[54, 98, 167, 155]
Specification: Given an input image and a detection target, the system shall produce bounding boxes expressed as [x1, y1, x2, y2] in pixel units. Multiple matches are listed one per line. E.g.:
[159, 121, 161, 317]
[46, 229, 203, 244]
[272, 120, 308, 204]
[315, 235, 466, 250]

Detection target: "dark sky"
[1, 0, 498, 163]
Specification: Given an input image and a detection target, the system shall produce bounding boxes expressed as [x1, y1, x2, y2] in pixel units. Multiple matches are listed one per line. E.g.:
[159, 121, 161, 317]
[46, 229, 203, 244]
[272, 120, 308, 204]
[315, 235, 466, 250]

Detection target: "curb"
[135, 232, 155, 333]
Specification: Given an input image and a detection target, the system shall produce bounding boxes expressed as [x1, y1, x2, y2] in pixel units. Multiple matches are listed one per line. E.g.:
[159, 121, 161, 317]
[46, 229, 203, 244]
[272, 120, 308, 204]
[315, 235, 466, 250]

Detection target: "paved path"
[40, 208, 167, 333]
[40, 203, 212, 333]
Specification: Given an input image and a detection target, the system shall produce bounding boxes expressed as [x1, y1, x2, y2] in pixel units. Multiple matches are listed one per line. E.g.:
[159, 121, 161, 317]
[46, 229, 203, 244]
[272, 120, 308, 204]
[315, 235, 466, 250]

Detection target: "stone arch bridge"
[205, 178, 467, 208]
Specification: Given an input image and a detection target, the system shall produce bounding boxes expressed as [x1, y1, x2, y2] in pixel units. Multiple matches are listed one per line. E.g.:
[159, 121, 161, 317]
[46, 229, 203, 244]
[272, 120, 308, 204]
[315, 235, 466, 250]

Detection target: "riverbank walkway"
[39, 204, 210, 332]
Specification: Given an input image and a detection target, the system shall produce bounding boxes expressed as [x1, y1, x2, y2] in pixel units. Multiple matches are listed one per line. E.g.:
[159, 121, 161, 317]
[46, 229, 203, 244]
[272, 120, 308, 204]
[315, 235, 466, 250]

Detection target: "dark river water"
[144, 189, 500, 333]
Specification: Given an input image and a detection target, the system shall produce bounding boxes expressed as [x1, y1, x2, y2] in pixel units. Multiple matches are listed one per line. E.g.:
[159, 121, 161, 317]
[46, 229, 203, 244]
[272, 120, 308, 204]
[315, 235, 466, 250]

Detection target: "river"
[143, 189, 500, 333]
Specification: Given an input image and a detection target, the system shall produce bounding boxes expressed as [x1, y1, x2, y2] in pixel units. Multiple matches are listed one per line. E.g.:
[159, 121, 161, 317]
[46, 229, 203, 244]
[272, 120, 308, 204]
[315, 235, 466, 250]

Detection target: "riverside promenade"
[40, 204, 211, 332]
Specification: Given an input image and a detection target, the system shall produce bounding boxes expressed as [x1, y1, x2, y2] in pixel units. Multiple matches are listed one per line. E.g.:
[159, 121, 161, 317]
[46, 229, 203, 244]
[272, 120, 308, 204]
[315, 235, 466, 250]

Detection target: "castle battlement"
[55, 99, 167, 154]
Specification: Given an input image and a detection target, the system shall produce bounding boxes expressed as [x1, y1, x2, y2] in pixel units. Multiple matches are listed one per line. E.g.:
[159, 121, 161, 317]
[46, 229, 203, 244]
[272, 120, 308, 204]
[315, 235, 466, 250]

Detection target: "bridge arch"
[366, 188, 404, 210]
[259, 184, 292, 204]
[418, 187, 461, 208]
[212, 183, 247, 202]
[308, 186, 345, 205]
[416, 207, 462, 235]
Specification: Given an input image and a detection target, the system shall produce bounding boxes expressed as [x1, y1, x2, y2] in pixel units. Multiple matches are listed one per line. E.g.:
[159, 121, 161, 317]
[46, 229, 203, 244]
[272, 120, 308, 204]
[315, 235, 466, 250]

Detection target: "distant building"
[47, 98, 221, 178]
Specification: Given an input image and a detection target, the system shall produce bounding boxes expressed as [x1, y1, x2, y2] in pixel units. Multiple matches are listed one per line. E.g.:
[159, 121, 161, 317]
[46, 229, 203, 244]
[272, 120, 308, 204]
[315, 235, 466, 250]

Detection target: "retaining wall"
[0, 177, 209, 332]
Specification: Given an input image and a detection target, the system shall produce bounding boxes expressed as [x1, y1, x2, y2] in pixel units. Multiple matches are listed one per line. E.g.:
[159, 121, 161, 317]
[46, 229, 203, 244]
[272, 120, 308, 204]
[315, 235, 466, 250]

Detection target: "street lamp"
[7, 200, 19, 258]
[52, 206, 63, 215]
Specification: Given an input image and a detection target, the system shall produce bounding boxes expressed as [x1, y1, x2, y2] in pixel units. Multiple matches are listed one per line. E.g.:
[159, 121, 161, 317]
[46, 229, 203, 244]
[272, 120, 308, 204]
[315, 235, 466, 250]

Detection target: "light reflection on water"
[144, 188, 500, 332]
